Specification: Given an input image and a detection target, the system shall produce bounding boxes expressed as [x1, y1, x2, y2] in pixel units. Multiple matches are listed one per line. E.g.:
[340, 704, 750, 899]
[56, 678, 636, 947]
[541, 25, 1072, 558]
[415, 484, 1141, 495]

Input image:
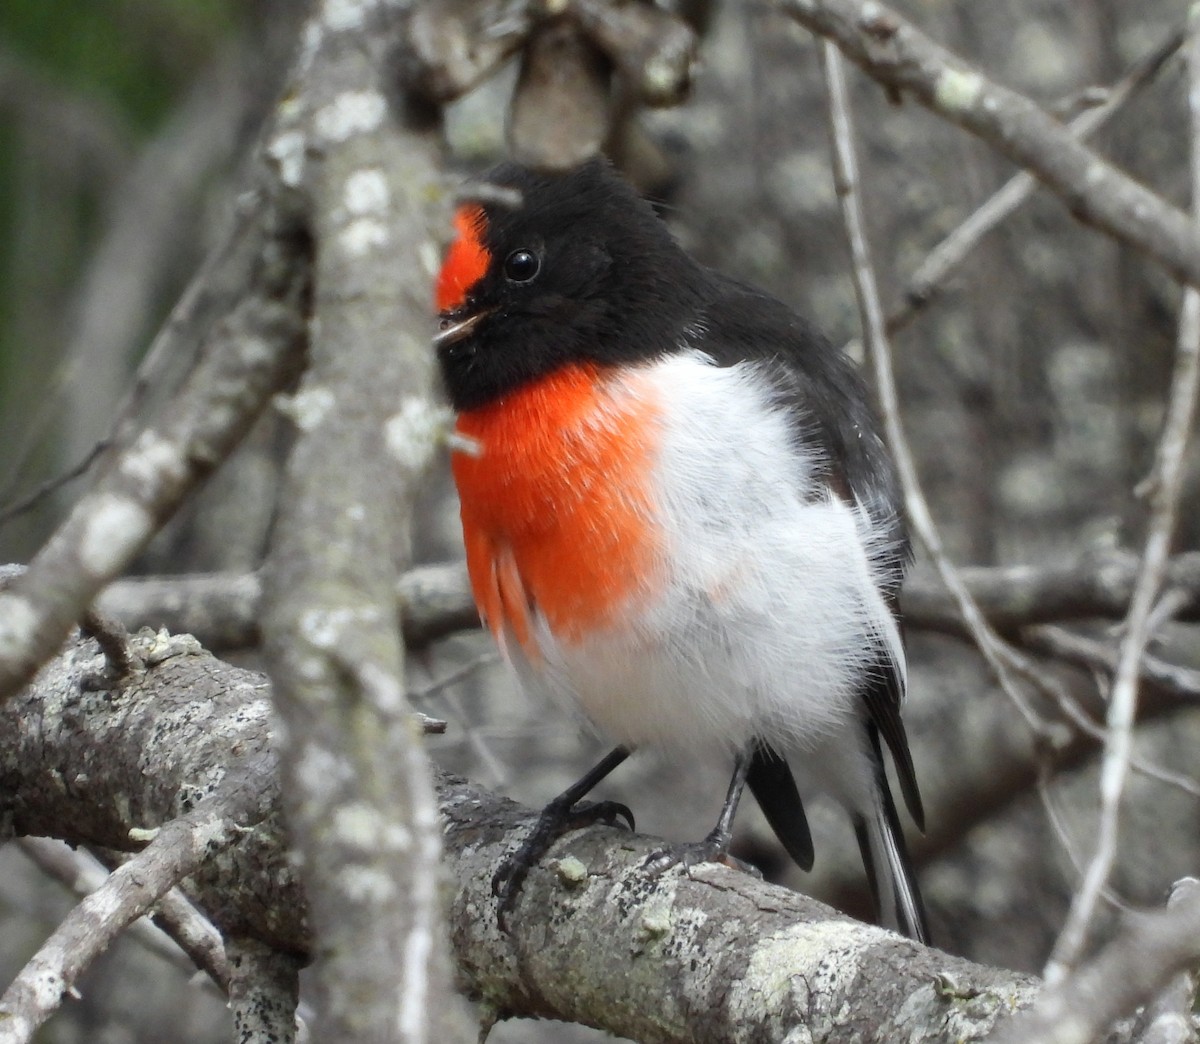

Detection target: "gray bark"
[0, 628, 1049, 1043]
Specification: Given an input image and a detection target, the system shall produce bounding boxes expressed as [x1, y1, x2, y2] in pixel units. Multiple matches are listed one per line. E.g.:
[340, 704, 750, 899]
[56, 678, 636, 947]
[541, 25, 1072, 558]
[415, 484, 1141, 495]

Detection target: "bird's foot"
[493, 798, 634, 931]
[642, 828, 762, 879]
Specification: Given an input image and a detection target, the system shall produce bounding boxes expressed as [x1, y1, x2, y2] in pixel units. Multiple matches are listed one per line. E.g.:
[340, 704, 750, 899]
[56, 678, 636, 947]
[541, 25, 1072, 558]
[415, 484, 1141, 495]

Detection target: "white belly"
[506, 351, 905, 763]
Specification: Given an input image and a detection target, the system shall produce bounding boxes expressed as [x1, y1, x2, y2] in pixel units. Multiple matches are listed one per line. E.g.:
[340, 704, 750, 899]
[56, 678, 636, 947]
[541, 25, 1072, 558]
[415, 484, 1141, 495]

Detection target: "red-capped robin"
[434, 159, 928, 942]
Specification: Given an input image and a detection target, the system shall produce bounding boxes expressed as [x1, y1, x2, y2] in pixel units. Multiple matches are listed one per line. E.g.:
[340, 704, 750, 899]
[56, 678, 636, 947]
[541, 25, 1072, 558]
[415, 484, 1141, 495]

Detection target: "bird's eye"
[504, 249, 540, 283]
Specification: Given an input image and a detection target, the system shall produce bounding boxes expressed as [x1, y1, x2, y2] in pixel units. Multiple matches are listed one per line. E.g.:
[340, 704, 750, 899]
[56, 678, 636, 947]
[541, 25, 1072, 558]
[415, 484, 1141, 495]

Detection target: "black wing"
[697, 274, 923, 829]
[861, 637, 924, 829]
[694, 274, 908, 580]
[746, 743, 814, 871]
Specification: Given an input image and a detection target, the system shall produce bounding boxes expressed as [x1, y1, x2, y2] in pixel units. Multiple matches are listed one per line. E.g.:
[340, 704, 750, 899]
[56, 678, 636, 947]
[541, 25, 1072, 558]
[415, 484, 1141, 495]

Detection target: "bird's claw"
[492, 798, 636, 931]
[578, 798, 635, 833]
[642, 830, 761, 879]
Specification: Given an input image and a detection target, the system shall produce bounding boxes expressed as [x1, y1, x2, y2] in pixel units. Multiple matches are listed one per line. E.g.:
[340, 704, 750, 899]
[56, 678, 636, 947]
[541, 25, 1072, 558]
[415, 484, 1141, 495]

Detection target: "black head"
[434, 159, 708, 411]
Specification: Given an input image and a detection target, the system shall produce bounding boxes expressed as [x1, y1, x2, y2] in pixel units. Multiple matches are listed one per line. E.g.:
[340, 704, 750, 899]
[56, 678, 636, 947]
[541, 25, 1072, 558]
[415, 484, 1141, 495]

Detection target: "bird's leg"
[643, 749, 758, 875]
[493, 746, 634, 929]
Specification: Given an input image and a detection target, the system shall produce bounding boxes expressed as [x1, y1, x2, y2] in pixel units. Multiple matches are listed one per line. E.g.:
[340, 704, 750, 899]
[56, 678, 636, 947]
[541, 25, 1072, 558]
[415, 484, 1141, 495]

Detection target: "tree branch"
[1, 628, 1058, 1043]
[902, 551, 1200, 634]
[18, 838, 230, 995]
[1043, 3, 1200, 985]
[0, 754, 275, 1044]
[96, 562, 476, 652]
[443, 794, 1038, 1043]
[779, 0, 1200, 290]
[882, 29, 1182, 337]
[256, 3, 471, 1040]
[988, 879, 1200, 1044]
[226, 937, 302, 1044]
[0, 200, 310, 702]
[92, 550, 1200, 654]
[1021, 625, 1200, 703]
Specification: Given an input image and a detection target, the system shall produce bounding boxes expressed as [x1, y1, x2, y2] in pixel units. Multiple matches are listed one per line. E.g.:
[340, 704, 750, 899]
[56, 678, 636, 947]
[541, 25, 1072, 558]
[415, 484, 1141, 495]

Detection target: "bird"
[433, 158, 928, 942]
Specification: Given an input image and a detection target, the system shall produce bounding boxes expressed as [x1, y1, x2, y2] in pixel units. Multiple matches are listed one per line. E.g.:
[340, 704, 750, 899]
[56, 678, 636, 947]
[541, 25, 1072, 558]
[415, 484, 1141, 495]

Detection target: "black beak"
[434, 310, 489, 351]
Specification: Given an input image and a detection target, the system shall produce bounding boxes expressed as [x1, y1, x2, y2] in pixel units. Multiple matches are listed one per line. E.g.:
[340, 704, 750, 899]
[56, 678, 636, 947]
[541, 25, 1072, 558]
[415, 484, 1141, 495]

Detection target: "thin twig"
[1024, 624, 1200, 705]
[990, 878, 1200, 1044]
[79, 607, 139, 682]
[1042, 8, 1200, 987]
[0, 208, 309, 703]
[413, 651, 508, 786]
[1030, 666, 1200, 799]
[782, 0, 1200, 289]
[819, 40, 1049, 737]
[409, 651, 499, 701]
[884, 30, 1182, 337]
[1035, 773, 1130, 915]
[0, 440, 110, 529]
[1141, 587, 1192, 638]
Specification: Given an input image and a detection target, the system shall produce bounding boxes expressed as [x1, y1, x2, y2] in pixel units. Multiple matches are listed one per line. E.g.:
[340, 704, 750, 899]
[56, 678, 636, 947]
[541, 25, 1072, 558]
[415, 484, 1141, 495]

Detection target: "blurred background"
[1, 1, 1197, 1041]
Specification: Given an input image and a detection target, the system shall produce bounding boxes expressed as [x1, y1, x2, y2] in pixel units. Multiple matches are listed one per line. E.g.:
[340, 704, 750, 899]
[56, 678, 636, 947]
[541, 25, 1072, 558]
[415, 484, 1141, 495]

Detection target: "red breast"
[452, 363, 664, 655]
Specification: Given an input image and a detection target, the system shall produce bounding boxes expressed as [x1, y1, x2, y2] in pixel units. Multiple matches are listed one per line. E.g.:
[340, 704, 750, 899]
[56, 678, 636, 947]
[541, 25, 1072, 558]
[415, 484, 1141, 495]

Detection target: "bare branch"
[1, 628, 1046, 1043]
[395, 561, 481, 647]
[444, 797, 1039, 1043]
[95, 561, 478, 653]
[93, 551, 1200, 653]
[92, 848, 232, 995]
[0, 762, 274, 1043]
[988, 879, 1200, 1044]
[0, 202, 310, 702]
[98, 571, 267, 650]
[17, 838, 229, 995]
[1, 630, 301, 949]
[257, 4, 471, 1040]
[884, 29, 1182, 337]
[1022, 625, 1200, 704]
[820, 37, 1048, 736]
[902, 551, 1200, 634]
[1043, 5, 1200, 986]
[780, 0, 1200, 290]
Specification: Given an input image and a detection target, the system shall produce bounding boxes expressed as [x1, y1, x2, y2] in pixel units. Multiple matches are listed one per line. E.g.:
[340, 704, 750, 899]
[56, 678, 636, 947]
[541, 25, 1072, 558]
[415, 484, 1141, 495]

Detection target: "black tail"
[852, 728, 929, 943]
[746, 744, 814, 872]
